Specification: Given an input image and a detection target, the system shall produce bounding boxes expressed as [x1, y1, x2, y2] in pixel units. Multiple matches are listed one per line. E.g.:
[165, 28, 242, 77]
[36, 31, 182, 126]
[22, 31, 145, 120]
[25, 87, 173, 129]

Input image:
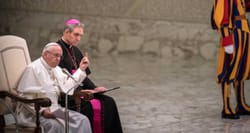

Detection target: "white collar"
[40, 57, 53, 70]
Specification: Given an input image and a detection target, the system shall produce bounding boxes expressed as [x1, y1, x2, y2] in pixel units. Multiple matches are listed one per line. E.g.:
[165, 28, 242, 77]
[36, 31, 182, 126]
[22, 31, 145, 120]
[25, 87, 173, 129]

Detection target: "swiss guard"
[211, 0, 250, 119]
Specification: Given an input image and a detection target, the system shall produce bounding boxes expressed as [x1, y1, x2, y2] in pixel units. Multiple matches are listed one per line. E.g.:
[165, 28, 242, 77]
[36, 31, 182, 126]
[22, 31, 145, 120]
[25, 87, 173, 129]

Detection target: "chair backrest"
[0, 35, 31, 114]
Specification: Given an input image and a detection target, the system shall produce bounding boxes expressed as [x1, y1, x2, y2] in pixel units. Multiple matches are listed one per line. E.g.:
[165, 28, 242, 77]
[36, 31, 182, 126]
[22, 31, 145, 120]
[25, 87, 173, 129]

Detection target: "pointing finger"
[84, 52, 88, 58]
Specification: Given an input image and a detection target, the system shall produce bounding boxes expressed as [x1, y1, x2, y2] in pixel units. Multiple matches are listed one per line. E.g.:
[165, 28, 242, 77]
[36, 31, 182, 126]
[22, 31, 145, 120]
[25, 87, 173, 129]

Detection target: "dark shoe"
[238, 110, 250, 115]
[221, 112, 240, 119]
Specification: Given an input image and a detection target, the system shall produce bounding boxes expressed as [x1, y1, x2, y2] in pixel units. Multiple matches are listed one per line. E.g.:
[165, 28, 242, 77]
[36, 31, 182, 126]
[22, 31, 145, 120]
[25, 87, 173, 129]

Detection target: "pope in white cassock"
[15, 42, 92, 133]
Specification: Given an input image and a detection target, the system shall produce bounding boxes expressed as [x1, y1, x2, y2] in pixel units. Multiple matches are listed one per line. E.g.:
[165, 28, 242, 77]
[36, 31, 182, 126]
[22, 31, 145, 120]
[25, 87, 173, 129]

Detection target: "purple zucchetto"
[65, 19, 81, 25]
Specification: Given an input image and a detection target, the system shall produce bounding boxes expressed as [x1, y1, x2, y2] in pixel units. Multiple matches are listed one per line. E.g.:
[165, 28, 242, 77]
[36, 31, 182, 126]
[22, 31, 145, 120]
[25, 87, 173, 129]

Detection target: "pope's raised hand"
[79, 52, 89, 71]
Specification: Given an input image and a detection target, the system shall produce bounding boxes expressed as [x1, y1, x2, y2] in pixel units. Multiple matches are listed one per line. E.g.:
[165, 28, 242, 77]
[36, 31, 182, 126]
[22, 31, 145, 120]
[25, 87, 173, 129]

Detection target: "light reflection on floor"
[90, 55, 250, 133]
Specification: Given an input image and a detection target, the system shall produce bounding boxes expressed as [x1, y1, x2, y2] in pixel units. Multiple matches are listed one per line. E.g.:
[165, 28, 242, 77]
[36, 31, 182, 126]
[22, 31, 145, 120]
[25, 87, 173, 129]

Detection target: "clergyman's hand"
[94, 87, 107, 93]
[80, 89, 96, 94]
[80, 89, 95, 100]
[79, 53, 89, 71]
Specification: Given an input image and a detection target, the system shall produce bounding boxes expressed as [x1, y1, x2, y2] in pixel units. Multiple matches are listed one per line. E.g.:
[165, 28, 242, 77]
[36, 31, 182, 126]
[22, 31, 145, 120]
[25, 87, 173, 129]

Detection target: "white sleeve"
[17, 66, 45, 94]
[55, 67, 86, 95]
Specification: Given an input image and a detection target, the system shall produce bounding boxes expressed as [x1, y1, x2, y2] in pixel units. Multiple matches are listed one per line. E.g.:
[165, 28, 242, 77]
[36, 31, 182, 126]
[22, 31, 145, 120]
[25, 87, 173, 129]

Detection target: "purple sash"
[72, 69, 102, 133]
[90, 99, 102, 133]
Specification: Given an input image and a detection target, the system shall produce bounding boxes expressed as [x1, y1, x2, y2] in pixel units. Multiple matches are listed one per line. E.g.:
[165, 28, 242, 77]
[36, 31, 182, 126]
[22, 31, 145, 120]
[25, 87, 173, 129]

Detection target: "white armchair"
[0, 35, 51, 133]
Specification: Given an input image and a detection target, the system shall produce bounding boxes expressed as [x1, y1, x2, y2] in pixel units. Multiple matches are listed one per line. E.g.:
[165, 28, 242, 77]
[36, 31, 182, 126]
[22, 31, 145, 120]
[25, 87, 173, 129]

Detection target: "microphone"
[62, 68, 83, 86]
[62, 68, 83, 133]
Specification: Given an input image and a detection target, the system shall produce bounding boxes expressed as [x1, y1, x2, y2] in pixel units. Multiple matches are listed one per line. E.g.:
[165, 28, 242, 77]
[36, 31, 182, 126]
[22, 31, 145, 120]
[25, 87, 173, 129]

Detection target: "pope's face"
[64, 27, 84, 46]
[44, 46, 63, 68]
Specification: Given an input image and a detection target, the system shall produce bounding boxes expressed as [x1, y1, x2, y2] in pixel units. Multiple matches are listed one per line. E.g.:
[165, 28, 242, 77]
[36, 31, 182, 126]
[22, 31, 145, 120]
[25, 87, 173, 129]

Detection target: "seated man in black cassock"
[57, 18, 123, 133]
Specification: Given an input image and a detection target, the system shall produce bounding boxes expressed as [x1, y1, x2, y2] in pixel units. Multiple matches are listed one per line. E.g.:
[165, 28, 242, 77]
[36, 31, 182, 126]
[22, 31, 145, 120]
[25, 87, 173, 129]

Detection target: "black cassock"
[57, 39, 123, 133]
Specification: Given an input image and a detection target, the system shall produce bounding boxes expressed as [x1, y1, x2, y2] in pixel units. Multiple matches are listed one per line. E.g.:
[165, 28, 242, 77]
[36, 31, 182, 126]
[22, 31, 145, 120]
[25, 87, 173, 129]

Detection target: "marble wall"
[0, 0, 219, 60]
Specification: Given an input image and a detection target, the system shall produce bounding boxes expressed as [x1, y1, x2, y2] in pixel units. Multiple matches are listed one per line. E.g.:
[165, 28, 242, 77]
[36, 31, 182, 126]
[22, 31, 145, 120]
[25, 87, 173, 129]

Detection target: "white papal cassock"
[16, 57, 92, 133]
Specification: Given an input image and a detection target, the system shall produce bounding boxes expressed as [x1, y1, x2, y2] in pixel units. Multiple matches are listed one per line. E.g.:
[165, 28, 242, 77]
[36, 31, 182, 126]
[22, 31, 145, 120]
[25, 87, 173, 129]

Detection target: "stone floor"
[89, 55, 250, 133]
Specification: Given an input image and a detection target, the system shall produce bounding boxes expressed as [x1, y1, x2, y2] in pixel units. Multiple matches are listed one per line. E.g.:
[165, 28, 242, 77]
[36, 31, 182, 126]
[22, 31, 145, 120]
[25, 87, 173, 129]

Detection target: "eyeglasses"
[47, 51, 63, 59]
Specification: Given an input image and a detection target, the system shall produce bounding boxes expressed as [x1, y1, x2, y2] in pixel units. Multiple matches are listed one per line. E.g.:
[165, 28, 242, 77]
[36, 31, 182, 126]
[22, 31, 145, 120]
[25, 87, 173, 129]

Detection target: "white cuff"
[224, 45, 234, 54]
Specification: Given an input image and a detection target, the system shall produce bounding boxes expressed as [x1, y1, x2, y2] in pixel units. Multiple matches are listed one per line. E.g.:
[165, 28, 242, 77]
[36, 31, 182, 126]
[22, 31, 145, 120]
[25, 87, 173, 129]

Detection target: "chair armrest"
[0, 91, 51, 107]
[59, 91, 93, 112]
[74, 91, 93, 101]
[74, 91, 93, 112]
[0, 90, 51, 133]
